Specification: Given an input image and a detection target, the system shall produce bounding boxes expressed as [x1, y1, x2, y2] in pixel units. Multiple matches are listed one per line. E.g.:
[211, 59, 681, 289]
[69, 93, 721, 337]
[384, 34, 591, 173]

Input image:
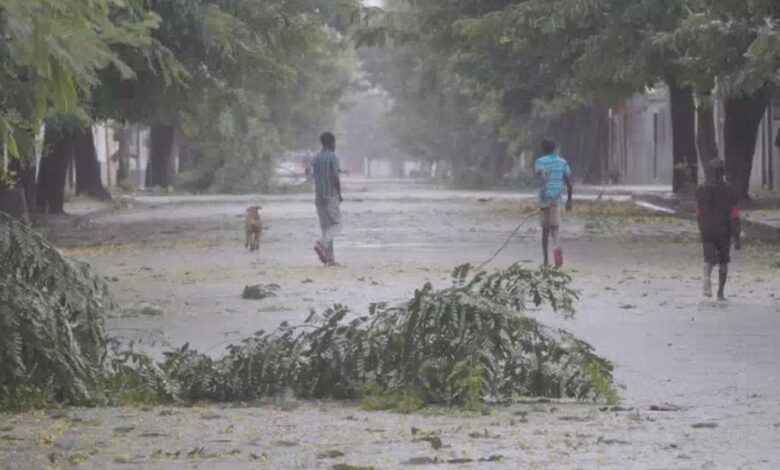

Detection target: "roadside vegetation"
[359, 1, 780, 197]
[1, 212, 615, 412]
[0, 0, 365, 217]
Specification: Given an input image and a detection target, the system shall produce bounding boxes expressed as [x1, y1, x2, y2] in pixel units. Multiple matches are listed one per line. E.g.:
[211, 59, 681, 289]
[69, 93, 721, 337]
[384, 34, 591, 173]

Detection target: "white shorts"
[539, 204, 561, 228]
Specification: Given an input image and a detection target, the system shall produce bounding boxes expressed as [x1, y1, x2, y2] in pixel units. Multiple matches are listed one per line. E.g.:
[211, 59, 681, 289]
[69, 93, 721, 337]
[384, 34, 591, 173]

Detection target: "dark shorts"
[702, 239, 730, 265]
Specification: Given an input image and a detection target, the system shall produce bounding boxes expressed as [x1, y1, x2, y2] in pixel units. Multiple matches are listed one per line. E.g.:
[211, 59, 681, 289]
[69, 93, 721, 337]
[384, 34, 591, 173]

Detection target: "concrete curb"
[632, 194, 780, 241]
[742, 216, 780, 240]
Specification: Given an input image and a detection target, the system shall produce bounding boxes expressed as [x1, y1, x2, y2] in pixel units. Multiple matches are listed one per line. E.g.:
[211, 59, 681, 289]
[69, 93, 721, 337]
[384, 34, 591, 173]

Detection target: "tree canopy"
[0, 0, 160, 163]
[2, 0, 780, 199]
[358, 0, 780, 194]
[0, 0, 364, 195]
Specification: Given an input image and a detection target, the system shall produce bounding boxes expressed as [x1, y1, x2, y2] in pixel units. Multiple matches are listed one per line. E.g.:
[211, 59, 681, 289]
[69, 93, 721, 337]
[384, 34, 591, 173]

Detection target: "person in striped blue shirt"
[312, 132, 343, 266]
[534, 139, 573, 268]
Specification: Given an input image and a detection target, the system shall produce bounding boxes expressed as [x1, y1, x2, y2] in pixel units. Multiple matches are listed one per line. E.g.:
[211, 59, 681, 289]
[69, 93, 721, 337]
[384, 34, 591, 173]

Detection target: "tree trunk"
[73, 126, 111, 200]
[0, 180, 29, 221]
[177, 138, 195, 174]
[450, 130, 472, 171]
[2, 130, 38, 220]
[695, 95, 719, 182]
[489, 141, 509, 178]
[587, 106, 610, 184]
[147, 125, 176, 188]
[36, 122, 74, 214]
[552, 108, 606, 183]
[723, 89, 769, 200]
[553, 113, 578, 172]
[2, 157, 35, 221]
[9, 156, 37, 217]
[669, 82, 698, 193]
[115, 126, 132, 185]
[596, 110, 608, 183]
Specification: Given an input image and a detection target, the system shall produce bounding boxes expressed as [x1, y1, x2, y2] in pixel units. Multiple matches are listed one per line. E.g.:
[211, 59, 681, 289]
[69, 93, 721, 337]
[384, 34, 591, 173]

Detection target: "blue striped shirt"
[534, 154, 571, 205]
[312, 150, 340, 200]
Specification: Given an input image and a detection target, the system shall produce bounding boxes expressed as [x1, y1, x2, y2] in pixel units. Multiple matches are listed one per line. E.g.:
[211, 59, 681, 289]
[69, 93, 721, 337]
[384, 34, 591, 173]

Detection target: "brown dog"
[245, 205, 262, 251]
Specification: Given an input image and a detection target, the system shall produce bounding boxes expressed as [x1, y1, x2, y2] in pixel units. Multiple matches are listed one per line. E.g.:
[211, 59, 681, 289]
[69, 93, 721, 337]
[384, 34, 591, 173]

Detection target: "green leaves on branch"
[0, 0, 164, 148]
[147, 264, 615, 406]
[0, 211, 110, 409]
[1, 210, 615, 410]
[362, 0, 780, 162]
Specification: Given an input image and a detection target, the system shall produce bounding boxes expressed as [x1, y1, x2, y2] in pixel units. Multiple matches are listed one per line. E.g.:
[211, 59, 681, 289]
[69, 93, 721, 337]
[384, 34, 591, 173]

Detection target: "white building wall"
[750, 100, 780, 192]
[92, 123, 151, 189]
[609, 89, 674, 185]
[365, 158, 393, 178]
[92, 124, 116, 187]
[612, 89, 779, 193]
[135, 128, 150, 189]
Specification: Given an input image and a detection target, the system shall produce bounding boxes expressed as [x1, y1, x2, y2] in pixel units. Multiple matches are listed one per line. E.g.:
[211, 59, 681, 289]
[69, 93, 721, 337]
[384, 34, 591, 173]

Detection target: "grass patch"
[359, 384, 425, 413]
[747, 209, 780, 218]
[492, 200, 680, 222]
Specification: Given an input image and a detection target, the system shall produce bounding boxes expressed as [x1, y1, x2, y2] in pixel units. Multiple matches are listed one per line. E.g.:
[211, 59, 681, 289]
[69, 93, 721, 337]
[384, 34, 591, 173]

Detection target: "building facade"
[608, 87, 674, 186]
[65, 124, 154, 192]
[749, 99, 780, 192]
[610, 86, 780, 193]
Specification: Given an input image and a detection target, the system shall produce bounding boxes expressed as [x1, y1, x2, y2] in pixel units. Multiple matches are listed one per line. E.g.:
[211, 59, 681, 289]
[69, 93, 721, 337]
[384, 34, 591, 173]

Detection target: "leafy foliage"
[160, 264, 616, 406]
[1, 211, 614, 409]
[0, 0, 364, 194]
[360, 0, 780, 188]
[176, 20, 358, 192]
[156, 0, 360, 192]
[0, 0, 163, 171]
[0, 211, 110, 407]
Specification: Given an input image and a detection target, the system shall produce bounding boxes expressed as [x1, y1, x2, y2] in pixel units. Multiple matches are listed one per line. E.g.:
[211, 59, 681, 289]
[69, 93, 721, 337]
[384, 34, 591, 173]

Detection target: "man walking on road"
[697, 159, 741, 300]
[534, 139, 573, 268]
[312, 132, 343, 266]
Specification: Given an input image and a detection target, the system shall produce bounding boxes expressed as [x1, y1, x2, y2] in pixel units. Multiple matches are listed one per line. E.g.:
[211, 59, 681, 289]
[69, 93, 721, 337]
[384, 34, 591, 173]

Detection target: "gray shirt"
[312, 150, 340, 201]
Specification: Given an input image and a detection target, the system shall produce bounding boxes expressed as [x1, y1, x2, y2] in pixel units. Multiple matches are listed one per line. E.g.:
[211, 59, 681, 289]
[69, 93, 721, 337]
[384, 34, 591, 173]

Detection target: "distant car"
[275, 161, 307, 184]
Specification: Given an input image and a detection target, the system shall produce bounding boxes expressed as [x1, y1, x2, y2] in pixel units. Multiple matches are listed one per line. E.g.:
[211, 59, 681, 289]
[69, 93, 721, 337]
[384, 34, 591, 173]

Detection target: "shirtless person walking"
[697, 159, 741, 300]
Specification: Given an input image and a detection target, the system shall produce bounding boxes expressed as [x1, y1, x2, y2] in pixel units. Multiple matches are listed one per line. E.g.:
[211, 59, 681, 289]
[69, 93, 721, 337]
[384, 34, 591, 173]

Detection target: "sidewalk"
[59, 182, 780, 239]
[743, 209, 780, 239]
[622, 188, 780, 240]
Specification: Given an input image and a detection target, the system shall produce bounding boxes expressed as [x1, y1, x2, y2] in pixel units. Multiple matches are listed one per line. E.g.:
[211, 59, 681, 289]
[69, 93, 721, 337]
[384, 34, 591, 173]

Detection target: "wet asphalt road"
[4, 179, 778, 469]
